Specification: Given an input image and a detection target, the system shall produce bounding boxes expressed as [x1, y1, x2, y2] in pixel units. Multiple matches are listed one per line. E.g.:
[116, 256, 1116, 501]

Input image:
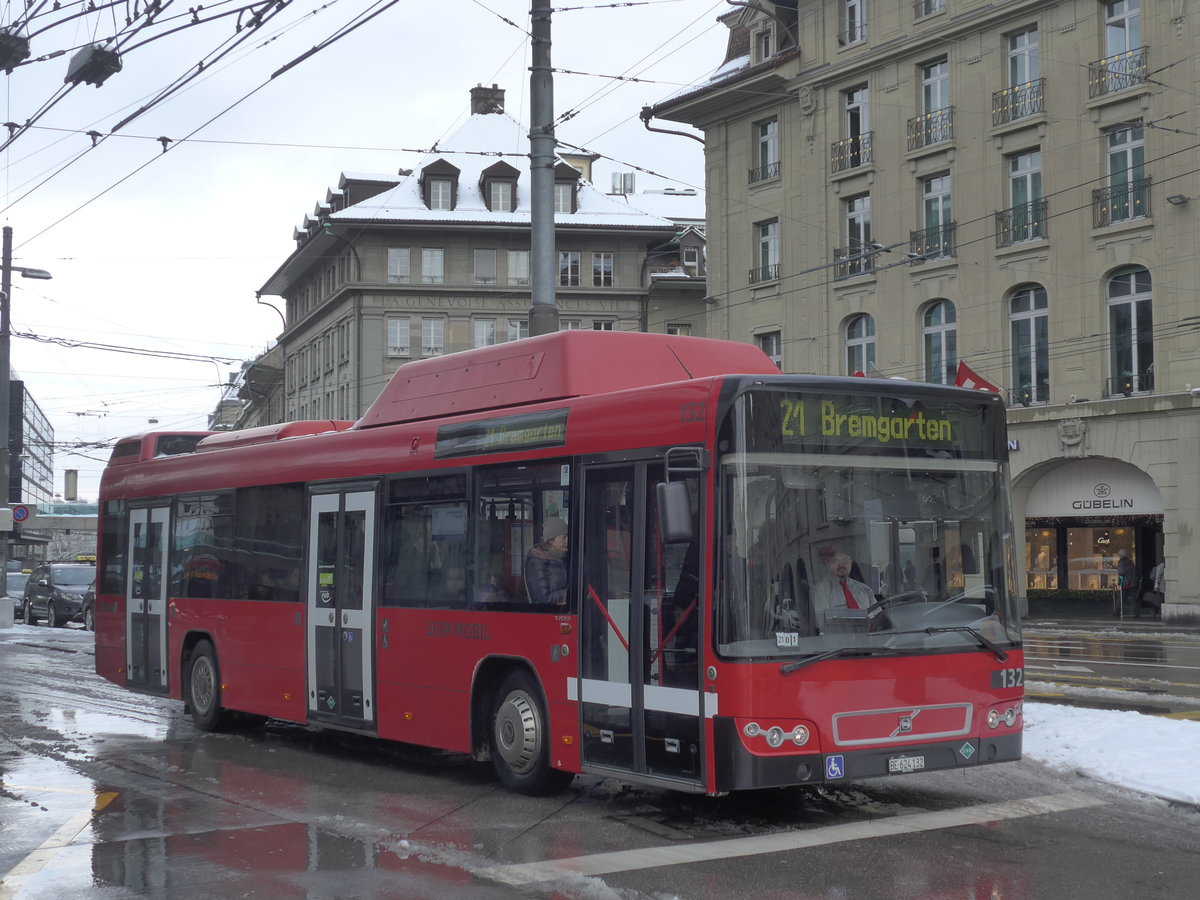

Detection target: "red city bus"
[95, 331, 1023, 795]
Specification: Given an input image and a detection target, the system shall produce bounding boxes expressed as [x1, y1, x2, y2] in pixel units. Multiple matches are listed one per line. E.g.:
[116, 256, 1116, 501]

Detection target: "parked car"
[7, 571, 29, 620]
[22, 563, 94, 627]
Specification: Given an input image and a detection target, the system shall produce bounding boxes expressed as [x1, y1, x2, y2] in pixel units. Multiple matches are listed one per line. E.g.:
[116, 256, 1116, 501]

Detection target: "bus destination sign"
[770, 392, 987, 453]
[435, 408, 569, 459]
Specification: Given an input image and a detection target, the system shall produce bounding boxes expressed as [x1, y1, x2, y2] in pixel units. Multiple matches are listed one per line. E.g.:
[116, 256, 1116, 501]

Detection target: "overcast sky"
[0, 0, 729, 503]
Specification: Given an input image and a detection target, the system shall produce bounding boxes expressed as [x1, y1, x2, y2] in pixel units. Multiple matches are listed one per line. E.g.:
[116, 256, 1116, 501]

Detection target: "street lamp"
[0, 225, 52, 588]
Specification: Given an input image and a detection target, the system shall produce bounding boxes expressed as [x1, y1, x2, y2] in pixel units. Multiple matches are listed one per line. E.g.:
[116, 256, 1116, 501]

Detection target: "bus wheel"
[489, 669, 571, 795]
[188, 641, 227, 732]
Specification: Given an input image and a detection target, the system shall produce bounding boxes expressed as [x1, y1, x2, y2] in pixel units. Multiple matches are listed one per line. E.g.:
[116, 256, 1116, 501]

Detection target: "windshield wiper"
[779, 646, 886, 675]
[901, 625, 1009, 661]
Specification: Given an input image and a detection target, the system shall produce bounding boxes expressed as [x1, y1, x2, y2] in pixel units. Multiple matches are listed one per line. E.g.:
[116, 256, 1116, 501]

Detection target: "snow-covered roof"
[329, 110, 676, 231]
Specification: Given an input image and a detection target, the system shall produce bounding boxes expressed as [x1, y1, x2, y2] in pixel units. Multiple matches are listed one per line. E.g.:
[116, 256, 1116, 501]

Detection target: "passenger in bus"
[811, 544, 875, 631]
[525, 517, 569, 605]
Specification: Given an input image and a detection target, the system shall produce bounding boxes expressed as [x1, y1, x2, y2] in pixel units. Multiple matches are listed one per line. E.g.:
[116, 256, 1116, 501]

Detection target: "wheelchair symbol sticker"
[825, 754, 845, 779]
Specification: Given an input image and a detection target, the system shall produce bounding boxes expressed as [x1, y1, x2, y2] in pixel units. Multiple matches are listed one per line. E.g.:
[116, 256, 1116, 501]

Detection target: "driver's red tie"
[841, 579, 860, 609]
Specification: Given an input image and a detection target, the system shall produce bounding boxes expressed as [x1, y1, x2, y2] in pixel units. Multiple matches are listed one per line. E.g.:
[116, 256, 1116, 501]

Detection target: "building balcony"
[1106, 370, 1154, 398]
[992, 78, 1045, 126]
[909, 223, 956, 261]
[749, 161, 781, 184]
[1088, 46, 1148, 99]
[1092, 178, 1151, 228]
[830, 132, 873, 174]
[748, 263, 780, 284]
[834, 245, 874, 280]
[906, 108, 953, 151]
[995, 200, 1048, 248]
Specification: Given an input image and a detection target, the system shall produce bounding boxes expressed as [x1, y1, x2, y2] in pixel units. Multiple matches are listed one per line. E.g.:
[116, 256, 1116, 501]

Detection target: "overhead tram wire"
[15, 0, 404, 249]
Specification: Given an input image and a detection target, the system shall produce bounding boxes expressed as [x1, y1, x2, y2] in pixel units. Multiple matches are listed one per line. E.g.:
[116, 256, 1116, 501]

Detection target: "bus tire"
[489, 669, 571, 795]
[188, 640, 227, 732]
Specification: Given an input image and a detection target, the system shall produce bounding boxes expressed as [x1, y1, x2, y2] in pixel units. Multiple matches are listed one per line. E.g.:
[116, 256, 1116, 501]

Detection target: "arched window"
[1009, 284, 1049, 404]
[1107, 266, 1153, 395]
[922, 300, 957, 384]
[845, 314, 876, 375]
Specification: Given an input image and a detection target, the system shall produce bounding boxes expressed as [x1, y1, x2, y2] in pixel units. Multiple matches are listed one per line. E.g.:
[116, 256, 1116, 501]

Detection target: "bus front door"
[306, 489, 377, 731]
[126, 505, 170, 692]
[579, 462, 704, 788]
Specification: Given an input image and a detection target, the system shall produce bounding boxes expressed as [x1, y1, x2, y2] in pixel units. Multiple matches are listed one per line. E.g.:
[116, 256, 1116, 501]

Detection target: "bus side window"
[381, 475, 468, 609]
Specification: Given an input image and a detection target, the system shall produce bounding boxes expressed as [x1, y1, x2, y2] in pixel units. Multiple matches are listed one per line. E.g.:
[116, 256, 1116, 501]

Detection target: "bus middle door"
[579, 461, 704, 788]
[306, 488, 377, 731]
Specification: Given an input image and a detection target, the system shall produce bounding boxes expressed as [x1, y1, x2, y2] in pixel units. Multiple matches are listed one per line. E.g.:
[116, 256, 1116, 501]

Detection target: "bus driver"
[811, 543, 875, 631]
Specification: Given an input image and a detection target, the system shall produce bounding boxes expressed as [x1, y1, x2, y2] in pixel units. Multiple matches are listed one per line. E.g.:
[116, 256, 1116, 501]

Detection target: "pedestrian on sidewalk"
[1116, 549, 1138, 617]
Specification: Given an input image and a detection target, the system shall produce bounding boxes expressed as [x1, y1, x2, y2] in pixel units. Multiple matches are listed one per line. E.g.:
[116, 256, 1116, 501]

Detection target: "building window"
[1091, 0, 1146, 97]
[750, 117, 779, 184]
[474, 319, 497, 348]
[508, 319, 530, 341]
[387, 317, 410, 356]
[421, 319, 444, 357]
[841, 0, 866, 45]
[489, 180, 514, 212]
[592, 251, 613, 287]
[916, 173, 953, 259]
[666, 323, 692, 336]
[474, 249, 497, 284]
[845, 314, 876, 375]
[554, 182, 574, 214]
[751, 219, 779, 283]
[421, 248, 445, 284]
[915, 0, 944, 18]
[508, 250, 530, 286]
[560, 319, 582, 330]
[754, 27, 773, 63]
[998, 150, 1045, 245]
[592, 321, 614, 331]
[387, 247, 410, 284]
[1107, 266, 1153, 395]
[757, 331, 782, 368]
[1009, 285, 1049, 404]
[923, 300, 957, 385]
[832, 85, 871, 172]
[836, 194, 872, 279]
[558, 251, 581, 286]
[429, 178, 453, 210]
[1095, 123, 1148, 226]
[683, 246, 700, 276]
[916, 58, 950, 146]
[995, 27, 1042, 125]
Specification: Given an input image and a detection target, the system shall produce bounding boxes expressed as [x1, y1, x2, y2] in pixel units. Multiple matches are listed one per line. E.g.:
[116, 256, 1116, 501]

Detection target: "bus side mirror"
[656, 481, 693, 544]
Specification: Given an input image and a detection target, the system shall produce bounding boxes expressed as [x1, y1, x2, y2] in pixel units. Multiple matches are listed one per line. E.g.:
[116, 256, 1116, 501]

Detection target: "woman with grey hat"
[525, 517, 569, 605]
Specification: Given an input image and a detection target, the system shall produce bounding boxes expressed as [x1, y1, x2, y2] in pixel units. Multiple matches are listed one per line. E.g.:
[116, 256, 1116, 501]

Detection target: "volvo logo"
[897, 714, 914, 734]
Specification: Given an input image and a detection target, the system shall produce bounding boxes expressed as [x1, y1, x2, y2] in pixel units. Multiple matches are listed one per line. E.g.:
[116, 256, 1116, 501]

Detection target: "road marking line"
[482, 791, 1104, 886]
[0, 791, 118, 900]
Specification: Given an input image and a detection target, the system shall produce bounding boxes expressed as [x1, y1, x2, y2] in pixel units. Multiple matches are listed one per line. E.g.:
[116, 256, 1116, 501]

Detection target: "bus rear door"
[579, 460, 704, 789]
[306, 487, 378, 731]
[126, 505, 170, 692]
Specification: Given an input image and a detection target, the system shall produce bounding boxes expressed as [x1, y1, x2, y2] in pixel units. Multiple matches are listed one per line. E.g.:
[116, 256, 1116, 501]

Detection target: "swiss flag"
[954, 360, 1001, 393]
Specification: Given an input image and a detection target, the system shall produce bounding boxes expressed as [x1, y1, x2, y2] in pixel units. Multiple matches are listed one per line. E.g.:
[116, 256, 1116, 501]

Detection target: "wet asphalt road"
[1, 623, 1198, 899]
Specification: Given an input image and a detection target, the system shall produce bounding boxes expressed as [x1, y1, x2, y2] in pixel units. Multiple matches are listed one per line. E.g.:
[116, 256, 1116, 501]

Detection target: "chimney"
[470, 83, 505, 115]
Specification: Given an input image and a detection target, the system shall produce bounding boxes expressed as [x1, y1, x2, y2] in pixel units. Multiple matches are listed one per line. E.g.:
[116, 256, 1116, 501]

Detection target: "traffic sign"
[11, 505, 29, 522]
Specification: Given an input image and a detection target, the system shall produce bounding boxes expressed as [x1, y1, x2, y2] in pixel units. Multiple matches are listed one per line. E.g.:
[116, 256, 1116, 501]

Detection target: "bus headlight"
[740, 720, 813, 751]
[987, 702, 1022, 729]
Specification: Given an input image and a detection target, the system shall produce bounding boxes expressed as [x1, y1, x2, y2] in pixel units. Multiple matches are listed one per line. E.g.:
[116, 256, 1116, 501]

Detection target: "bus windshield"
[715, 385, 1020, 660]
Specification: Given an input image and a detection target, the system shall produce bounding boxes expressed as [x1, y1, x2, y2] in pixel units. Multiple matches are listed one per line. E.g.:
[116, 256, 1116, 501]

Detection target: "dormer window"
[554, 182, 574, 214]
[553, 161, 582, 214]
[754, 27, 773, 63]
[419, 159, 461, 211]
[430, 178, 452, 210]
[481, 161, 520, 212]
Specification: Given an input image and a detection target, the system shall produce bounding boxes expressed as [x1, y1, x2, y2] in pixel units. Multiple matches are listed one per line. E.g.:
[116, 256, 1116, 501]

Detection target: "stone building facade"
[648, 0, 1199, 623]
